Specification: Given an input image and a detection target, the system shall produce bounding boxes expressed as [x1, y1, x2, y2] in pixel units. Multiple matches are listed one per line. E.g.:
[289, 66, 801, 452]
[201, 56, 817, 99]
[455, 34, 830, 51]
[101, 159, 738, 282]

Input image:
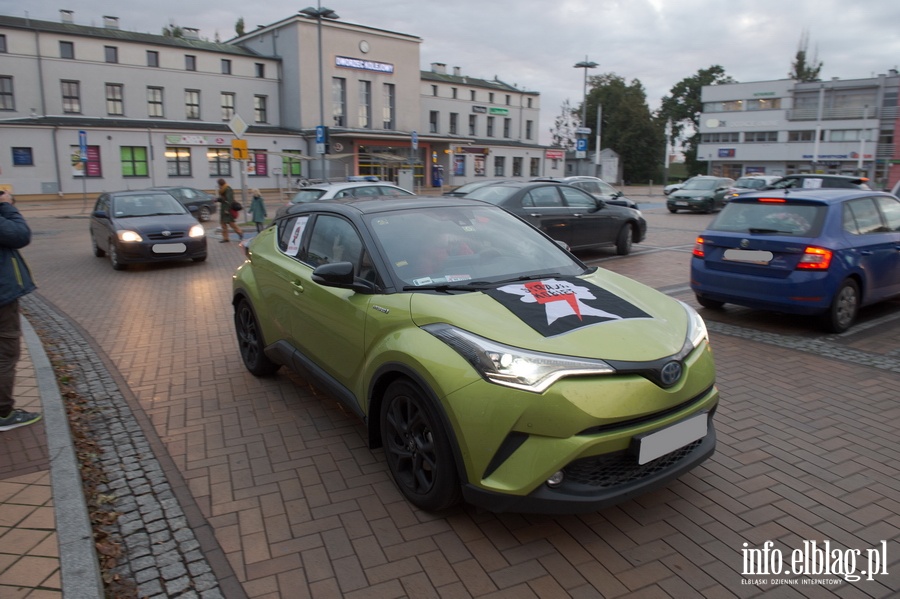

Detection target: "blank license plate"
[723, 249, 773, 264]
[637, 413, 708, 465]
[675, 201, 688, 206]
[152, 243, 187, 254]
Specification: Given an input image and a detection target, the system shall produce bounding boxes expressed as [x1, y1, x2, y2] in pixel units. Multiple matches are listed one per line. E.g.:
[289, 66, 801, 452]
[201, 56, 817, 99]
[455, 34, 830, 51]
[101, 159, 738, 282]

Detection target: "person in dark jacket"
[0, 190, 41, 431]
[216, 178, 243, 243]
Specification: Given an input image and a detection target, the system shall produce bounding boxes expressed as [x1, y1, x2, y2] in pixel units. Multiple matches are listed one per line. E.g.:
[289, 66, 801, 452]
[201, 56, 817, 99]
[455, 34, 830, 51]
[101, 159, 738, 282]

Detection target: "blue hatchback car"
[690, 189, 900, 332]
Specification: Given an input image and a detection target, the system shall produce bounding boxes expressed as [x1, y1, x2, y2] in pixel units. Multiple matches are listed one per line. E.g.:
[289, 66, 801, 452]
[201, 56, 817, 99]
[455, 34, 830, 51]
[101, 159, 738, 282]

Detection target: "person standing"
[216, 178, 243, 243]
[0, 189, 41, 431]
[248, 188, 267, 233]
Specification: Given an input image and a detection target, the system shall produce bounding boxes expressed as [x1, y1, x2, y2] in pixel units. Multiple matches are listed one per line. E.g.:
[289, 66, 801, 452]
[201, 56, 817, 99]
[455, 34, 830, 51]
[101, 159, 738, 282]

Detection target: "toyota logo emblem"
[660, 361, 683, 387]
[162, 230, 172, 237]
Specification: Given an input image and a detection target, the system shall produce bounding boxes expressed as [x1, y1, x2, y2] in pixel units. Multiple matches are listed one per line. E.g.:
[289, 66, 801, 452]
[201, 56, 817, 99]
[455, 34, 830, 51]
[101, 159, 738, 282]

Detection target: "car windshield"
[682, 178, 718, 190]
[463, 185, 518, 204]
[113, 194, 186, 217]
[708, 201, 826, 236]
[291, 189, 328, 203]
[366, 204, 585, 287]
[734, 178, 768, 189]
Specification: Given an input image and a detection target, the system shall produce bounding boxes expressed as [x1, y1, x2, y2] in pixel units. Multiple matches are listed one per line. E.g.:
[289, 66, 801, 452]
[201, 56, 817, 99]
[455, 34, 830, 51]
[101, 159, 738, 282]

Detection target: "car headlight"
[189, 224, 205, 238]
[117, 230, 143, 243]
[680, 301, 708, 351]
[424, 324, 615, 393]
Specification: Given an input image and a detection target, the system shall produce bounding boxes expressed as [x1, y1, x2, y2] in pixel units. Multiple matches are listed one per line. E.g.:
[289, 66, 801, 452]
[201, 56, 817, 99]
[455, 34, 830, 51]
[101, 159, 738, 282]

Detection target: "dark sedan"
[89, 190, 207, 270]
[153, 186, 218, 221]
[463, 181, 646, 254]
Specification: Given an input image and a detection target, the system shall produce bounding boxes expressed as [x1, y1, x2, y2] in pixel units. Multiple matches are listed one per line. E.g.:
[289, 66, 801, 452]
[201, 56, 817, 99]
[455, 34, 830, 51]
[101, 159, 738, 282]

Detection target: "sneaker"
[0, 409, 42, 431]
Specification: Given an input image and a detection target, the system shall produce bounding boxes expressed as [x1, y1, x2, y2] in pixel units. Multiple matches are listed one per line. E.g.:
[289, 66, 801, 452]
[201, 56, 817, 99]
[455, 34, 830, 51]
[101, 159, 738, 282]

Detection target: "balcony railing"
[786, 106, 897, 120]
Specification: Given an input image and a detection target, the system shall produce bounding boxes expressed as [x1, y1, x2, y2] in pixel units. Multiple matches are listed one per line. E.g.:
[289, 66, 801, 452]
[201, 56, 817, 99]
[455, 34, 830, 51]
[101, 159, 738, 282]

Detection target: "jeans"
[0, 299, 21, 415]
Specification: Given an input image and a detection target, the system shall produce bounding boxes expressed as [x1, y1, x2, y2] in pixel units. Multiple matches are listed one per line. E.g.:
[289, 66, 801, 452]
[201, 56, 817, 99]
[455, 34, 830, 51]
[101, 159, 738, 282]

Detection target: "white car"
[890, 180, 900, 198]
[276, 182, 414, 217]
[724, 175, 783, 201]
[664, 183, 684, 196]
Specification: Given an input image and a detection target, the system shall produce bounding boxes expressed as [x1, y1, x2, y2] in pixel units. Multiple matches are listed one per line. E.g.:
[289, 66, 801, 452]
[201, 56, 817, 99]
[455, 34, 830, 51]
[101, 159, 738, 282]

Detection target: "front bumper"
[116, 238, 207, 263]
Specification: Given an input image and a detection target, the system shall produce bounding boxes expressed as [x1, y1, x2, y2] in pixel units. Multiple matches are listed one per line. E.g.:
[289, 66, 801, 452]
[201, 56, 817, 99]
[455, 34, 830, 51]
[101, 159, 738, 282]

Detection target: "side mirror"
[92, 210, 109, 219]
[188, 205, 198, 213]
[312, 261, 375, 294]
[612, 190, 624, 198]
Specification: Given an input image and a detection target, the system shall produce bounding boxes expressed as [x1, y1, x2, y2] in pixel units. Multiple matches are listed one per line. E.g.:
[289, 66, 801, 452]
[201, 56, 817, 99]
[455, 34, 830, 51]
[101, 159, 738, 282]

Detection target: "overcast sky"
[5, 1, 900, 145]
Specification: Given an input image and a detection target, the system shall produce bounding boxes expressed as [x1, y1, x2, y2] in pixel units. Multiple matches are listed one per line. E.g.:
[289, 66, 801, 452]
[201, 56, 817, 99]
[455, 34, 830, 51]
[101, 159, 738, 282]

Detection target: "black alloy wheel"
[615, 225, 633, 256]
[234, 299, 279, 376]
[380, 379, 460, 511]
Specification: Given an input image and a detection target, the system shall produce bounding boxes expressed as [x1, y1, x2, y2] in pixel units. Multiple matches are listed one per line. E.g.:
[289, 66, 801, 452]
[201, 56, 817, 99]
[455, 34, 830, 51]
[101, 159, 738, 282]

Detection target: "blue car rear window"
[709, 202, 826, 236]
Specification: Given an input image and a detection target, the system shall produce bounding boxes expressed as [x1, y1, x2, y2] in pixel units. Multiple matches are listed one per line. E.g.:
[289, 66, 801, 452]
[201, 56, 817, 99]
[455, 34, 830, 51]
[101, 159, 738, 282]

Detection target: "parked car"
[724, 175, 783, 201]
[276, 181, 414, 217]
[89, 190, 207, 270]
[152, 186, 218, 221]
[232, 196, 719, 513]
[442, 179, 516, 197]
[664, 183, 685, 195]
[556, 176, 639, 209]
[691, 189, 900, 332]
[763, 174, 871, 191]
[667, 176, 735, 213]
[890, 180, 900, 197]
[462, 181, 646, 254]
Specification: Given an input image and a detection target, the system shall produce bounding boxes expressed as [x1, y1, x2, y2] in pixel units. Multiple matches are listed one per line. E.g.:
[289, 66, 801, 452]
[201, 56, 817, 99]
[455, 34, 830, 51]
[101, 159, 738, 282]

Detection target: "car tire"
[823, 279, 859, 333]
[380, 379, 461, 512]
[615, 225, 633, 256]
[234, 299, 279, 376]
[199, 206, 211, 222]
[668, 207, 678, 213]
[696, 295, 725, 310]
[192, 255, 207, 263]
[91, 235, 105, 257]
[108, 243, 126, 270]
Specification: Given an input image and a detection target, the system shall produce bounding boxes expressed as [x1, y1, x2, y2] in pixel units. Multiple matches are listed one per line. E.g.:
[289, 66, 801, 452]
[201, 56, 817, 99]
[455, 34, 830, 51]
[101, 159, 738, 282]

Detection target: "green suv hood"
[409, 270, 687, 361]
[671, 189, 713, 199]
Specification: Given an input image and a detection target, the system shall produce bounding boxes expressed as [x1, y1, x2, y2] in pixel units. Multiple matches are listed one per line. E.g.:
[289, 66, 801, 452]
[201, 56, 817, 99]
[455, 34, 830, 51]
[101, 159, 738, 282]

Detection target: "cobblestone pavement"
[11, 196, 900, 598]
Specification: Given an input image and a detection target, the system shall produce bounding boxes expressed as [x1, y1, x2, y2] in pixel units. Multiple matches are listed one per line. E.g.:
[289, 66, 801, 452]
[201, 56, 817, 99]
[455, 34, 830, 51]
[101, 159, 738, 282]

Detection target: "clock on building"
[359, 40, 370, 53]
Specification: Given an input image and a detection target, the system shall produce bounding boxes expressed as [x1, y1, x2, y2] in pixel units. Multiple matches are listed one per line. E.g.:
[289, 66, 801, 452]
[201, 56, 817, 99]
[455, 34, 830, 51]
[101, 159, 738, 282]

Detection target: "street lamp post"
[573, 57, 598, 174]
[299, 3, 339, 182]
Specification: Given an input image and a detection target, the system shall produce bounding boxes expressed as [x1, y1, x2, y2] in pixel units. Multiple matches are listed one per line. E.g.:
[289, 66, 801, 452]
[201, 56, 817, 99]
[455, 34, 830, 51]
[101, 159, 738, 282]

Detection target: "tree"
[162, 21, 184, 38]
[581, 74, 665, 183]
[235, 18, 246, 37]
[658, 66, 735, 175]
[790, 29, 822, 82]
[549, 99, 578, 150]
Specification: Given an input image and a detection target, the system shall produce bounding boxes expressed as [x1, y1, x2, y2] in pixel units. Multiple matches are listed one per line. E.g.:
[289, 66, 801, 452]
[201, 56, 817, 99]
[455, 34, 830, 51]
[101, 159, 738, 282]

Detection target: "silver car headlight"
[117, 230, 143, 243]
[189, 224, 206, 238]
[680, 301, 709, 351]
[424, 324, 615, 393]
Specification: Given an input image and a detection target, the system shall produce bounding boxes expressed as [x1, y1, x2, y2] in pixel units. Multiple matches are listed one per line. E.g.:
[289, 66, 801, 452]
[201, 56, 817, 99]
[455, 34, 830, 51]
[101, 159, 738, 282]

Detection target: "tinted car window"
[560, 186, 596, 209]
[291, 189, 328, 203]
[682, 178, 717, 190]
[875, 196, 900, 231]
[844, 198, 884, 235]
[710, 202, 825, 236]
[523, 186, 563, 207]
[306, 215, 364, 269]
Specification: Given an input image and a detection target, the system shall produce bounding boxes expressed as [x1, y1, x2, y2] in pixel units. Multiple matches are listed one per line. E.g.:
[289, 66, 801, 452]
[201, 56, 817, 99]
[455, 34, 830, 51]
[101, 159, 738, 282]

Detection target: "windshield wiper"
[402, 281, 495, 292]
[748, 227, 794, 234]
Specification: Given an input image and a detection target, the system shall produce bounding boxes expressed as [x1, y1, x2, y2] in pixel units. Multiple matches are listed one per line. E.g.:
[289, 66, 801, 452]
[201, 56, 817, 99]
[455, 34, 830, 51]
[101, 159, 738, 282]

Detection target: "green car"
[232, 197, 719, 513]
[667, 176, 736, 213]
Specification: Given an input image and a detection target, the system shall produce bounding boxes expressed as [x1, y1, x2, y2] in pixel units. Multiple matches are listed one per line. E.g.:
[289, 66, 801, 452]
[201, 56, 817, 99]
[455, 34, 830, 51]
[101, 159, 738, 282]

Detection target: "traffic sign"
[576, 138, 588, 152]
[231, 139, 249, 160]
[411, 131, 418, 150]
[78, 130, 88, 162]
[228, 114, 248, 139]
[315, 126, 328, 155]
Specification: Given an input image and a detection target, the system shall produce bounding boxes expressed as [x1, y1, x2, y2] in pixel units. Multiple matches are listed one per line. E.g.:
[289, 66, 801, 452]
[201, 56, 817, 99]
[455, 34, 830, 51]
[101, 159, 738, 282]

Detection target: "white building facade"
[698, 73, 900, 189]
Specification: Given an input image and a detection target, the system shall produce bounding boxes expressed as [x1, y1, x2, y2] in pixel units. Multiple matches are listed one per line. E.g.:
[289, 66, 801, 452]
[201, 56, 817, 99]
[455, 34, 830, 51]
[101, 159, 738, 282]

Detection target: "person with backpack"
[216, 178, 243, 243]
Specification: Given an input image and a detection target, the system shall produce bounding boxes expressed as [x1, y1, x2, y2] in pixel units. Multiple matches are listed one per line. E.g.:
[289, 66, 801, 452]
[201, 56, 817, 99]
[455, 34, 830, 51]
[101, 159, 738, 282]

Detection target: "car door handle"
[860, 250, 874, 256]
[529, 213, 541, 218]
[292, 280, 304, 293]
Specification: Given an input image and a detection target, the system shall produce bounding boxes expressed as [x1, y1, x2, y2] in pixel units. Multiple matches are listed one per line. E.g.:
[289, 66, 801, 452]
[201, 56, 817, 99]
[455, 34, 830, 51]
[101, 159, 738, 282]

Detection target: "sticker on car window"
[485, 277, 650, 337]
[286, 216, 309, 256]
[802, 178, 823, 189]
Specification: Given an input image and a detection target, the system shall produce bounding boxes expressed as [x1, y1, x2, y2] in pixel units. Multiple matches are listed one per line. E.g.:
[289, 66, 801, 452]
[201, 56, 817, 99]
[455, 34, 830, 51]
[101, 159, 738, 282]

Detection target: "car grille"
[563, 439, 703, 488]
[147, 231, 186, 240]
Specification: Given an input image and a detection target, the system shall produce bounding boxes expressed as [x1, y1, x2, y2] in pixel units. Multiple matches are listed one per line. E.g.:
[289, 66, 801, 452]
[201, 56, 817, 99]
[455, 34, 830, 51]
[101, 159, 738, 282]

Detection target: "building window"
[505, 94, 511, 106]
[486, 116, 495, 137]
[185, 55, 196, 71]
[0, 76, 14, 111]
[121, 146, 149, 177]
[449, 113, 458, 135]
[71, 145, 101, 177]
[704, 100, 744, 112]
[470, 90, 476, 101]
[527, 98, 533, 108]
[283, 150, 304, 178]
[829, 129, 865, 142]
[488, 92, 494, 104]
[106, 84, 124, 115]
[12, 147, 33, 166]
[221, 59, 232, 75]
[147, 51, 159, 67]
[468, 114, 477, 136]
[429, 111, 439, 134]
[358, 80, 371, 128]
[208, 148, 231, 177]
[61, 80, 81, 113]
[255, 63, 265, 78]
[744, 131, 778, 143]
[503, 118, 511, 138]
[451, 87, 457, 99]
[525, 120, 533, 140]
[221, 92, 235, 121]
[165, 147, 191, 176]
[701, 132, 741, 143]
[147, 86, 164, 117]
[332, 77, 346, 126]
[494, 156, 505, 177]
[104, 46, 118, 63]
[185, 90, 200, 119]
[254, 95, 267, 123]
[512, 157, 522, 177]
[530, 157, 540, 177]
[0, 34, 6, 53]
[431, 85, 438, 97]
[747, 98, 781, 111]
[788, 130, 815, 142]
[383, 83, 395, 129]
[59, 41, 74, 59]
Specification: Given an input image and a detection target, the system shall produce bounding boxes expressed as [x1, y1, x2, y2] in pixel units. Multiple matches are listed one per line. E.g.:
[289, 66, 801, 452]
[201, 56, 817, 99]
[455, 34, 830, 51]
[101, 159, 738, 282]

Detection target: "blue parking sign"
[576, 138, 588, 152]
[78, 130, 88, 161]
